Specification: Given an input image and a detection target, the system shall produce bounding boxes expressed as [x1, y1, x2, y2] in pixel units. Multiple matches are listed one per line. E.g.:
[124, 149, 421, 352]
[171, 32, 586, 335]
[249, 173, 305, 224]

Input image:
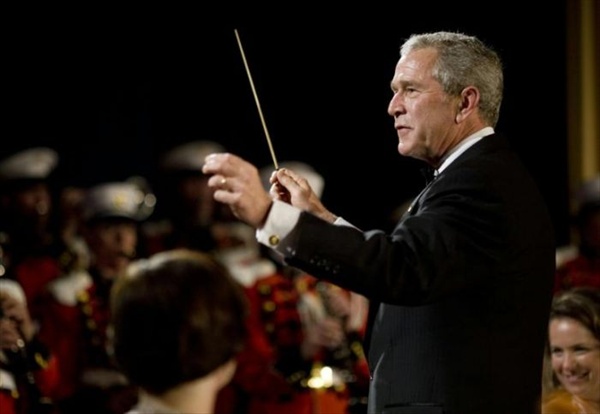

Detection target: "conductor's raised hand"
[203, 153, 272, 228]
[273, 168, 337, 224]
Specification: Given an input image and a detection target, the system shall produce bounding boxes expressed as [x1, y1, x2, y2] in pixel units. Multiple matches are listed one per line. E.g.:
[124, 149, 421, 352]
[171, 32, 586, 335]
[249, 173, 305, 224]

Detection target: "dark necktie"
[420, 166, 437, 185]
[406, 167, 438, 215]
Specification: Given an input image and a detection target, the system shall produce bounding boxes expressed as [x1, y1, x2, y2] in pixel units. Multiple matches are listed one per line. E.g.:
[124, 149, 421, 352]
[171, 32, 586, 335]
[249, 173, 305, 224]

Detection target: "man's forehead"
[397, 48, 437, 71]
[392, 49, 438, 86]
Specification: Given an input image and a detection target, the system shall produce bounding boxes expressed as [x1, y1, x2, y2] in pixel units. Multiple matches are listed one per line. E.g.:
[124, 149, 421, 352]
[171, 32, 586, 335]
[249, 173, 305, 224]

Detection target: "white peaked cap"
[161, 140, 226, 172]
[0, 147, 59, 181]
[83, 181, 155, 222]
[260, 161, 325, 198]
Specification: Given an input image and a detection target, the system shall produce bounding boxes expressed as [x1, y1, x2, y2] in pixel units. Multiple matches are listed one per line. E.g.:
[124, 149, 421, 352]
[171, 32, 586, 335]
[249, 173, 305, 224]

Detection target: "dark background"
[4, 4, 571, 244]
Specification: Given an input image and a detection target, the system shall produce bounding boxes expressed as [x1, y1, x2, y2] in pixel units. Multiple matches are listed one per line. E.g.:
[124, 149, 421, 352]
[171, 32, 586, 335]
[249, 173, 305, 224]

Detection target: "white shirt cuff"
[256, 200, 359, 251]
[256, 200, 301, 248]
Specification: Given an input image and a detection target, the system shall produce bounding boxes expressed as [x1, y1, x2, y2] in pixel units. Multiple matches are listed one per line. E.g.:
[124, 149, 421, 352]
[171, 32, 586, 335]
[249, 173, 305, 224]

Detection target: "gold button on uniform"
[268, 235, 280, 246]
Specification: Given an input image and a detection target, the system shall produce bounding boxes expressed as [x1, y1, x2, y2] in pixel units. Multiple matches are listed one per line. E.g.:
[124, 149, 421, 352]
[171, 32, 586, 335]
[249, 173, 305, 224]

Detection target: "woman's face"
[549, 316, 600, 402]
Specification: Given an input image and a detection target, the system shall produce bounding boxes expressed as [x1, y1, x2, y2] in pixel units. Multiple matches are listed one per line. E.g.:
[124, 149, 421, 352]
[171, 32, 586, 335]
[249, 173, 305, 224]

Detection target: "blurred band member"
[38, 181, 154, 414]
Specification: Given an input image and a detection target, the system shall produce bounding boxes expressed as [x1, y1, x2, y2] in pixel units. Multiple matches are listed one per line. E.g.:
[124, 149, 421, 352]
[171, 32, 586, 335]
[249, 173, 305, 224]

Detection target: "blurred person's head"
[546, 287, 600, 405]
[0, 147, 59, 244]
[110, 249, 248, 412]
[81, 181, 154, 279]
[573, 174, 600, 259]
[159, 140, 227, 227]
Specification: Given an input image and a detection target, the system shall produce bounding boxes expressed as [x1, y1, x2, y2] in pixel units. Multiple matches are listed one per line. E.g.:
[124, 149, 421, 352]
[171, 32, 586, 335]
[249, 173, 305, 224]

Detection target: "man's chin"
[397, 143, 414, 158]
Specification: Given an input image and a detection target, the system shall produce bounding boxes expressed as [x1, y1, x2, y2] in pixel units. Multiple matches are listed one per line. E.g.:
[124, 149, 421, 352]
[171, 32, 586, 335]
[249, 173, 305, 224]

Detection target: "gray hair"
[400, 31, 503, 127]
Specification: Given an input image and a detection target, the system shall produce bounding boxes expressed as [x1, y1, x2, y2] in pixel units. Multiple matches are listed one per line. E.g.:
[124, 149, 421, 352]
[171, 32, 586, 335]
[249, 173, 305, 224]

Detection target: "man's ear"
[455, 86, 480, 123]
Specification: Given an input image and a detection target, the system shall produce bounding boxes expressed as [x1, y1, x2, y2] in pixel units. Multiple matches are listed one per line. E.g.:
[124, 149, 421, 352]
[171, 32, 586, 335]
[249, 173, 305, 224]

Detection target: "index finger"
[275, 168, 303, 189]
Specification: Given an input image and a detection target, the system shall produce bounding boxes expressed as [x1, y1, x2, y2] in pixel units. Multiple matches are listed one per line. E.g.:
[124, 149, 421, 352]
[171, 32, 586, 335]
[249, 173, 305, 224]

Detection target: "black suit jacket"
[281, 133, 555, 414]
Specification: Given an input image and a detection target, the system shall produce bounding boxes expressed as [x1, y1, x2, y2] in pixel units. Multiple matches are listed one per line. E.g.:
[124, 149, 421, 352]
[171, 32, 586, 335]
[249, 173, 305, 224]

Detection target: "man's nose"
[387, 93, 404, 117]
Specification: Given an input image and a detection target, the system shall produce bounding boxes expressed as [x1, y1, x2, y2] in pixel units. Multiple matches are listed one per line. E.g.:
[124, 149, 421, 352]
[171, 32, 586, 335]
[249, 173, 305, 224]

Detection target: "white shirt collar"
[436, 127, 494, 175]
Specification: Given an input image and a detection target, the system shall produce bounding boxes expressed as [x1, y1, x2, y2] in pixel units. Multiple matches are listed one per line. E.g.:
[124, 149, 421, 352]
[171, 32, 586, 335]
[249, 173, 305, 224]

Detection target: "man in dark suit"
[202, 31, 555, 414]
